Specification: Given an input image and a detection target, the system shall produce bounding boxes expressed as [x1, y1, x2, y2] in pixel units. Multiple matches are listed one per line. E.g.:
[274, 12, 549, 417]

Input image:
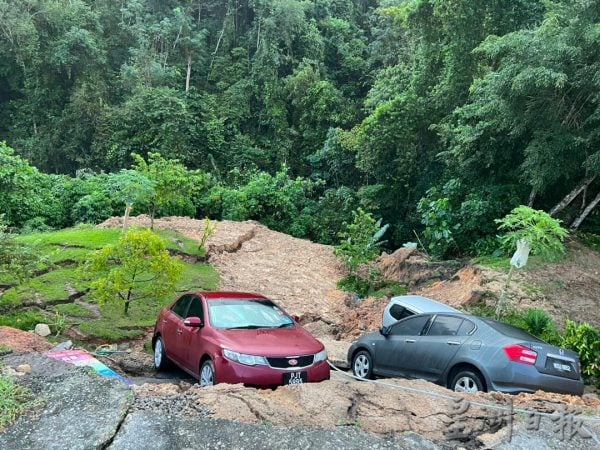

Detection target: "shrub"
[562, 320, 600, 386]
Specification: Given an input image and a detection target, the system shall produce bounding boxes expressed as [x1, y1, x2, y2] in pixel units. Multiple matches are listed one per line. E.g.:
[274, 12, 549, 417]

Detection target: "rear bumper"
[214, 356, 330, 387]
[489, 363, 584, 396]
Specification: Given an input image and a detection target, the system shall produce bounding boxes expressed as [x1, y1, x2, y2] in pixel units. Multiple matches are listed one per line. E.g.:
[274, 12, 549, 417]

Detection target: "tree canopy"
[1, 0, 599, 253]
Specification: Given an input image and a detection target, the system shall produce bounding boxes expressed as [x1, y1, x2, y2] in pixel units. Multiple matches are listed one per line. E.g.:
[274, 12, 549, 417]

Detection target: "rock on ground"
[0, 353, 132, 450]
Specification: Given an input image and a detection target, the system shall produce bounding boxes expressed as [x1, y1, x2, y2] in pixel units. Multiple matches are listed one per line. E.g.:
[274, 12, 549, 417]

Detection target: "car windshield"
[207, 299, 294, 329]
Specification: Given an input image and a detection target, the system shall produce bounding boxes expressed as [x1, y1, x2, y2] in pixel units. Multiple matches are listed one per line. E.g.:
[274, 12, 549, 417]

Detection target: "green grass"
[177, 262, 219, 292]
[155, 229, 205, 256]
[0, 375, 36, 430]
[15, 267, 86, 303]
[5, 225, 219, 341]
[53, 303, 94, 318]
[0, 344, 12, 354]
[0, 310, 47, 331]
[18, 225, 122, 249]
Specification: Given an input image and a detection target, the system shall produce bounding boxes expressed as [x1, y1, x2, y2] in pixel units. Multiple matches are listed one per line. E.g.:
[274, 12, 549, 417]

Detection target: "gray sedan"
[348, 312, 584, 395]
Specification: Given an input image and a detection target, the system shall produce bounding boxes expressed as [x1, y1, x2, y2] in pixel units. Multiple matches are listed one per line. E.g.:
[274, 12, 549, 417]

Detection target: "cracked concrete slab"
[0, 353, 132, 450]
[108, 410, 439, 450]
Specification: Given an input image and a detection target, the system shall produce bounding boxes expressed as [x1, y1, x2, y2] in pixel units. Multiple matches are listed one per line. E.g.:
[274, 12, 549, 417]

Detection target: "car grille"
[267, 355, 314, 369]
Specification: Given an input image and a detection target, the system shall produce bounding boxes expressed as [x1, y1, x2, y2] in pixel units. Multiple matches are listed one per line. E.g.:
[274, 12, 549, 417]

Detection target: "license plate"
[283, 371, 307, 385]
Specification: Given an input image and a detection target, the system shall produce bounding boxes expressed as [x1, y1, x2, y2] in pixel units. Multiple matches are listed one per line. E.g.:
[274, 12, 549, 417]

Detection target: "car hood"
[216, 326, 324, 357]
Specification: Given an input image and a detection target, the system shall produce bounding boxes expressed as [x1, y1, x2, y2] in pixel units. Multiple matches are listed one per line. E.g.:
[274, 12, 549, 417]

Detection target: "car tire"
[199, 359, 216, 387]
[154, 336, 170, 370]
[450, 369, 484, 393]
[352, 350, 374, 380]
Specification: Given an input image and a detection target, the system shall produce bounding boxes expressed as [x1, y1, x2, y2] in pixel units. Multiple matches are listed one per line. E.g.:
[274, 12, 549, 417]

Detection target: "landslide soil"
[93, 216, 600, 443]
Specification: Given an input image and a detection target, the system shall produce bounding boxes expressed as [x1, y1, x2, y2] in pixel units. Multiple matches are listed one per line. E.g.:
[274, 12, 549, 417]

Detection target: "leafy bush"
[335, 208, 389, 297]
[521, 309, 562, 345]
[562, 320, 600, 385]
[496, 206, 568, 261]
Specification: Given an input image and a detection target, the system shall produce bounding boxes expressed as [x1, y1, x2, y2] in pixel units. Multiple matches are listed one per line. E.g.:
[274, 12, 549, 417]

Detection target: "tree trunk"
[570, 190, 600, 231]
[124, 288, 132, 316]
[123, 203, 132, 233]
[527, 188, 537, 207]
[549, 176, 596, 217]
[185, 54, 192, 92]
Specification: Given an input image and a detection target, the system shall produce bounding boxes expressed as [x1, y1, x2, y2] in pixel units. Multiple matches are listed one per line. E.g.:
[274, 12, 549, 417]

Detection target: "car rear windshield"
[482, 319, 544, 342]
[207, 299, 294, 329]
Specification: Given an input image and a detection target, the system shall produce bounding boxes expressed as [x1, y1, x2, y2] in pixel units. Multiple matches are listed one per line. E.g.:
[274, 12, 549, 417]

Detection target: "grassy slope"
[0, 225, 218, 341]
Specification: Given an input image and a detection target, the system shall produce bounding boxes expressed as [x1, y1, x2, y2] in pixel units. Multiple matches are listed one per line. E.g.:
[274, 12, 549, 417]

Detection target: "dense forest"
[1, 0, 599, 256]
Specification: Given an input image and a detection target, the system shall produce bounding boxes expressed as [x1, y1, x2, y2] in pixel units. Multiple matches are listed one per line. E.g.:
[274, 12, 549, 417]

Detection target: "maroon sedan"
[153, 291, 330, 387]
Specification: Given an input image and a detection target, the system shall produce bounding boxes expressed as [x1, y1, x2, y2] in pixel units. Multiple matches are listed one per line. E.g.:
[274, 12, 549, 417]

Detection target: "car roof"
[194, 291, 269, 300]
[389, 295, 459, 313]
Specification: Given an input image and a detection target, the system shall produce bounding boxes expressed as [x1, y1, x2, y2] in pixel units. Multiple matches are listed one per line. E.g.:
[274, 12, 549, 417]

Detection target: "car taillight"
[503, 344, 537, 365]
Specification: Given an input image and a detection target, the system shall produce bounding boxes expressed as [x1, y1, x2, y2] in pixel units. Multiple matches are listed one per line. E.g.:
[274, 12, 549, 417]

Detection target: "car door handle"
[162, 319, 167, 324]
[405, 339, 416, 343]
[176, 329, 183, 334]
[447, 341, 461, 346]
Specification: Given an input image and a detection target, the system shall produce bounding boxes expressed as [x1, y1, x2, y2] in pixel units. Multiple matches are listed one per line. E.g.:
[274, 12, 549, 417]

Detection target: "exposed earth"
[2, 216, 600, 448]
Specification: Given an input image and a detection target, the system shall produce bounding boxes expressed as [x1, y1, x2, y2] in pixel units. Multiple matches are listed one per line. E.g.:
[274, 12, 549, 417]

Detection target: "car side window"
[427, 315, 464, 336]
[186, 296, 204, 320]
[390, 315, 431, 336]
[390, 304, 414, 321]
[457, 319, 476, 336]
[171, 295, 192, 318]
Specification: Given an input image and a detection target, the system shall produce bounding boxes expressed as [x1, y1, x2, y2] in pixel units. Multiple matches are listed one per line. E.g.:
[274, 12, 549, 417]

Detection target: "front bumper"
[214, 355, 330, 387]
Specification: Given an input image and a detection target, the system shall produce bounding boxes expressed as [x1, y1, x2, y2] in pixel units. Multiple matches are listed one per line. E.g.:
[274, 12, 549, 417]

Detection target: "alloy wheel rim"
[154, 340, 163, 368]
[200, 364, 214, 386]
[454, 376, 478, 393]
[354, 354, 370, 378]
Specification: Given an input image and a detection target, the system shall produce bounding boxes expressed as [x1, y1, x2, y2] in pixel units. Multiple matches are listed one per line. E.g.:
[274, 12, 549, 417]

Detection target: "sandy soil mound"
[0, 326, 53, 352]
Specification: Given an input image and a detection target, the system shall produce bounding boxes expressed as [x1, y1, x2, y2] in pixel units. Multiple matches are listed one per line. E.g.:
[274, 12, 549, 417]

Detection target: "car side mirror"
[291, 315, 300, 323]
[380, 326, 391, 336]
[183, 317, 203, 328]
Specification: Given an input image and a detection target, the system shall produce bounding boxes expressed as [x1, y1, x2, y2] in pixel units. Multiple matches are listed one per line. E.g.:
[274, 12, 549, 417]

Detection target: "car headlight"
[222, 349, 268, 366]
[314, 349, 327, 362]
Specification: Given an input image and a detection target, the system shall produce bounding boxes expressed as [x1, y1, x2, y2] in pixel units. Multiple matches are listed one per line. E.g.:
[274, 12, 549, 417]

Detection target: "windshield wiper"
[226, 325, 263, 329]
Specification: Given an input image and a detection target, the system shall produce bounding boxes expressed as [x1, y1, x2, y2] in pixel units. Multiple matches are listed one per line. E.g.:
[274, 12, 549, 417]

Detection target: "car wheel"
[199, 359, 216, 387]
[451, 370, 484, 393]
[154, 337, 169, 370]
[352, 350, 374, 380]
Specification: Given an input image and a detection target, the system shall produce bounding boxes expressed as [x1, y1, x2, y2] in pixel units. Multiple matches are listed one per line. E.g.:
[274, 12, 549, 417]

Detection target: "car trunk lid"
[526, 342, 581, 380]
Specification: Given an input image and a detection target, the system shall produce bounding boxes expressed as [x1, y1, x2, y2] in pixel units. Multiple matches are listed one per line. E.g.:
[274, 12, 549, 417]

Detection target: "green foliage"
[334, 208, 391, 297]
[198, 218, 217, 252]
[335, 208, 388, 275]
[520, 309, 562, 345]
[496, 206, 569, 261]
[82, 229, 184, 315]
[562, 321, 600, 385]
[132, 152, 196, 225]
[0, 221, 44, 285]
[579, 233, 600, 252]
